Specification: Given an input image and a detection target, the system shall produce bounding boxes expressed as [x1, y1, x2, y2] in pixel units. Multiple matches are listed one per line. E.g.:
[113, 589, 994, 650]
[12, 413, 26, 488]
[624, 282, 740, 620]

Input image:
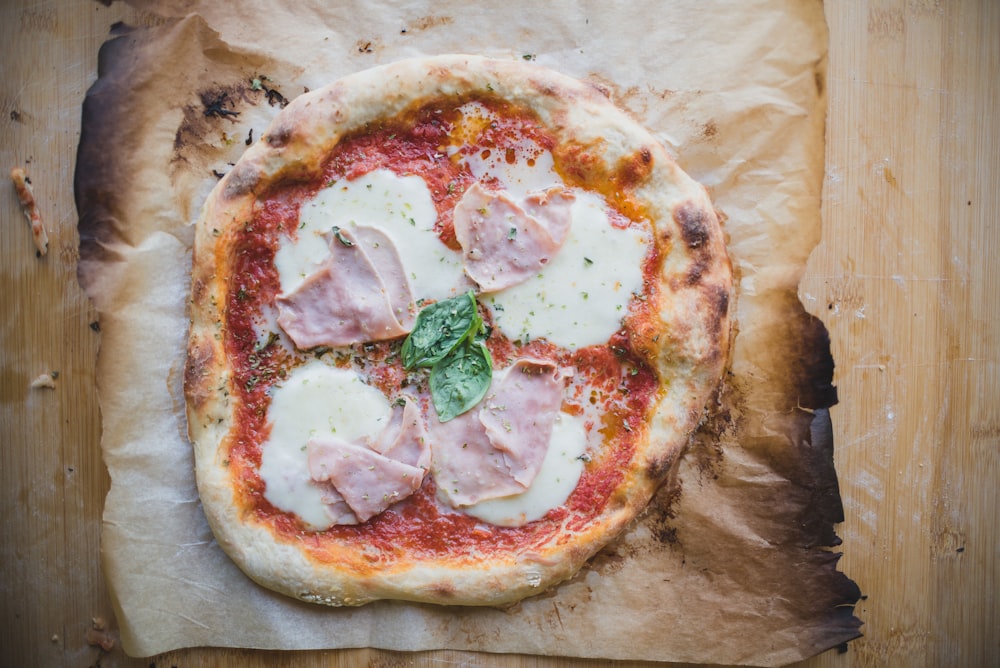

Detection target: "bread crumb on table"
[10, 166, 49, 256]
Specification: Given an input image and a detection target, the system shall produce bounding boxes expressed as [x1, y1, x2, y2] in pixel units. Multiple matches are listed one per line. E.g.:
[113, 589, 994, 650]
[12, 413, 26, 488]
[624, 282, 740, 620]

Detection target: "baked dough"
[184, 54, 732, 606]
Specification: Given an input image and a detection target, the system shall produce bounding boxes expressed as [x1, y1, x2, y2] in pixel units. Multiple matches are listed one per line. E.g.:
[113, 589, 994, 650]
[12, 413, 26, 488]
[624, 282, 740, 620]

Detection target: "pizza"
[184, 54, 732, 607]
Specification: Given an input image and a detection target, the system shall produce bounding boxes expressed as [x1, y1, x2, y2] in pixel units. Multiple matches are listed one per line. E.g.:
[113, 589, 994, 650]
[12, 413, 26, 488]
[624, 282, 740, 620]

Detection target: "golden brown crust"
[186, 54, 732, 607]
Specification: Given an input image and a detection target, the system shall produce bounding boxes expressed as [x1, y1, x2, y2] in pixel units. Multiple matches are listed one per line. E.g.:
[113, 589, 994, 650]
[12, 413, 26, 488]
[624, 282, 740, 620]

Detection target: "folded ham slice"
[276, 226, 415, 349]
[427, 408, 522, 507]
[308, 438, 425, 523]
[479, 359, 565, 488]
[430, 358, 566, 508]
[453, 183, 574, 292]
[369, 396, 431, 470]
[307, 395, 431, 524]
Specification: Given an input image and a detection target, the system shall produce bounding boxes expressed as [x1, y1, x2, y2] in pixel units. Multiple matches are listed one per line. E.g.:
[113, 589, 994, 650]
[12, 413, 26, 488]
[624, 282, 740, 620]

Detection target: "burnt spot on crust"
[673, 200, 711, 249]
[527, 71, 602, 105]
[426, 581, 456, 600]
[613, 146, 655, 188]
[189, 275, 209, 308]
[184, 336, 217, 410]
[645, 448, 680, 482]
[686, 257, 708, 285]
[224, 162, 261, 198]
[703, 284, 731, 346]
[552, 139, 605, 186]
[265, 121, 293, 147]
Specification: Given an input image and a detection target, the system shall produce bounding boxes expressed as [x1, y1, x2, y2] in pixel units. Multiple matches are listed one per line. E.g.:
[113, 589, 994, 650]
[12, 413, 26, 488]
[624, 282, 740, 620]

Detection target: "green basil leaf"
[430, 340, 493, 422]
[401, 291, 480, 369]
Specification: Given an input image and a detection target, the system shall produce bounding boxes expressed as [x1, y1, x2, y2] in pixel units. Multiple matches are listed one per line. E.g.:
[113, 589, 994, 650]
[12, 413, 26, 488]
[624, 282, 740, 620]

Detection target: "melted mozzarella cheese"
[460, 411, 589, 526]
[258, 360, 391, 529]
[450, 101, 562, 197]
[486, 191, 651, 349]
[264, 114, 648, 527]
[274, 169, 468, 300]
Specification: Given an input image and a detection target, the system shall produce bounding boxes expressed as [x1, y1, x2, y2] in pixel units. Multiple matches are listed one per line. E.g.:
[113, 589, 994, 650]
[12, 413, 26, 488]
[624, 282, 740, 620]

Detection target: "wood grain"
[802, 0, 999, 666]
[1, 0, 996, 666]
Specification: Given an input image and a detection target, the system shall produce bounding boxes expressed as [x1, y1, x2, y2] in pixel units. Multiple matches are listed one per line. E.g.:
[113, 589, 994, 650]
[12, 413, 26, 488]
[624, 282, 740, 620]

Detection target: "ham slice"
[306, 396, 431, 524]
[276, 226, 415, 349]
[479, 359, 565, 487]
[428, 407, 525, 507]
[308, 438, 425, 523]
[369, 396, 431, 470]
[429, 358, 566, 508]
[453, 183, 574, 292]
[316, 486, 360, 526]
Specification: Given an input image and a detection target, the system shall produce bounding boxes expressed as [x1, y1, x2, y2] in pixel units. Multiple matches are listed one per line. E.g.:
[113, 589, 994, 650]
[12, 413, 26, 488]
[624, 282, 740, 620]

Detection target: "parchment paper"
[75, 1, 862, 664]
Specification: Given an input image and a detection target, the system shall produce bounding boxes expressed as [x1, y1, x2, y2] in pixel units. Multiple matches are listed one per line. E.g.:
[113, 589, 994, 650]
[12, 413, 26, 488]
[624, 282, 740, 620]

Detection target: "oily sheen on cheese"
[185, 55, 733, 609]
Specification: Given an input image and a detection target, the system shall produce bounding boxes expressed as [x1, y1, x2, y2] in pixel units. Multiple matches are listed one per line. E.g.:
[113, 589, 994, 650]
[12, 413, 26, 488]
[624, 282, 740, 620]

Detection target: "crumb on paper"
[30, 371, 58, 389]
[10, 167, 49, 256]
[85, 617, 116, 652]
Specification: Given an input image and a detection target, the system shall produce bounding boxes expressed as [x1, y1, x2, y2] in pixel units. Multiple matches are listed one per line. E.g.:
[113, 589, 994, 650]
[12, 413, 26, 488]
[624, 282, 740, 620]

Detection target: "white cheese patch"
[486, 191, 651, 349]
[450, 101, 563, 197]
[274, 169, 468, 300]
[461, 411, 589, 527]
[259, 360, 391, 530]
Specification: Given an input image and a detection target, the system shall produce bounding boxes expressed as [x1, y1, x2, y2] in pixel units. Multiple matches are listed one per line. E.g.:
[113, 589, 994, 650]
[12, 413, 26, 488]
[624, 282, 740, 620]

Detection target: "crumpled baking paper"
[75, 0, 861, 664]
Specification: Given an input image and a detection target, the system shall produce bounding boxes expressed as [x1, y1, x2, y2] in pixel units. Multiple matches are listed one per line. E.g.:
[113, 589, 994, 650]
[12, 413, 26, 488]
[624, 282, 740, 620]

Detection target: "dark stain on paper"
[176, 82, 252, 151]
[408, 15, 455, 32]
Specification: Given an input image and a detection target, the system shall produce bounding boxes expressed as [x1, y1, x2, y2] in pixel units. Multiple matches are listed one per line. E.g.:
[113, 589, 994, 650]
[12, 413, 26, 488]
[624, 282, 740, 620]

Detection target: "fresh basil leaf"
[430, 340, 493, 422]
[401, 291, 480, 369]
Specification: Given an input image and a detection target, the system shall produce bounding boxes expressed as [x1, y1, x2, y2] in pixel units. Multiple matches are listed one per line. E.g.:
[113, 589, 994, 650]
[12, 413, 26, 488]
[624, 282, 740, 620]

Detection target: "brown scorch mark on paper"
[176, 83, 255, 151]
[404, 15, 454, 32]
[695, 387, 738, 471]
[356, 39, 378, 54]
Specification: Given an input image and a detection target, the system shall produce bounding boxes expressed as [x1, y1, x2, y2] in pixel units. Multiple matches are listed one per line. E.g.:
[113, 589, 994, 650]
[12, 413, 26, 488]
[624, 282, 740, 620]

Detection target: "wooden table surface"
[2, 1, 996, 666]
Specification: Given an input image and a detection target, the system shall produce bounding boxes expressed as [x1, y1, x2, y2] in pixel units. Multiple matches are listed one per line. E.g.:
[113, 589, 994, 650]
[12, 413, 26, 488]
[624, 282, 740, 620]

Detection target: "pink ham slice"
[479, 359, 565, 488]
[429, 358, 566, 508]
[428, 408, 524, 507]
[308, 438, 425, 523]
[276, 226, 415, 349]
[316, 486, 360, 526]
[453, 183, 575, 292]
[369, 396, 431, 470]
[306, 395, 431, 525]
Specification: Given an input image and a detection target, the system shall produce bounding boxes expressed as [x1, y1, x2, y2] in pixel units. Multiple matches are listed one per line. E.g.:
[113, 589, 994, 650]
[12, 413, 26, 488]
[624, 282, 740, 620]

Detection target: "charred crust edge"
[673, 200, 712, 249]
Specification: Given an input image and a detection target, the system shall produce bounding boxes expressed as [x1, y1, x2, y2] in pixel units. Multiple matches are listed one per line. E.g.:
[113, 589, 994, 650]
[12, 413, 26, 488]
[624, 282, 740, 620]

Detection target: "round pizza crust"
[185, 54, 733, 607]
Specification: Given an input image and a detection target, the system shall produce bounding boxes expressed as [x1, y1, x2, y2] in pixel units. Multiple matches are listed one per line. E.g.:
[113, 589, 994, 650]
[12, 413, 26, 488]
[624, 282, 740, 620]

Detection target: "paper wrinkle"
[76, 1, 861, 663]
